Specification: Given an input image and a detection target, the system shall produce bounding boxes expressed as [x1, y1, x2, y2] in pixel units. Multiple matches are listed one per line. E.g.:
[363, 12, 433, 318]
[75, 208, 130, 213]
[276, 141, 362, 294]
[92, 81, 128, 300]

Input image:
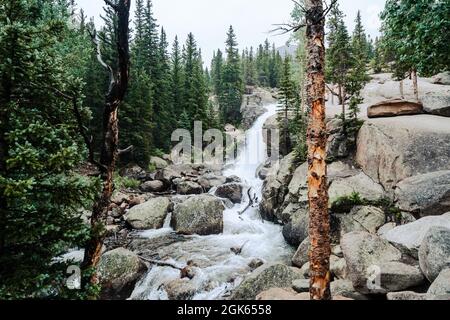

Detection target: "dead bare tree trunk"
[412, 69, 419, 101]
[399, 79, 404, 99]
[305, 0, 331, 300]
[82, 0, 131, 286]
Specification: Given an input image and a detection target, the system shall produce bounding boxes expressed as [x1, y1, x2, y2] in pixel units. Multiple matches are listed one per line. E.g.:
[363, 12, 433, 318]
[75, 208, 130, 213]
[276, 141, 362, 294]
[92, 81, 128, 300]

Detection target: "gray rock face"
[125, 197, 171, 230]
[260, 153, 295, 221]
[382, 213, 450, 257]
[328, 172, 385, 203]
[282, 208, 309, 247]
[341, 231, 424, 294]
[432, 71, 450, 85]
[327, 118, 350, 159]
[394, 171, 450, 217]
[292, 279, 310, 293]
[356, 116, 450, 192]
[386, 291, 427, 300]
[421, 95, 450, 117]
[171, 195, 224, 235]
[367, 99, 423, 118]
[197, 173, 227, 191]
[215, 183, 244, 204]
[98, 248, 147, 300]
[176, 181, 203, 195]
[231, 264, 302, 300]
[427, 268, 450, 297]
[331, 255, 348, 280]
[139, 180, 165, 193]
[150, 156, 168, 169]
[292, 236, 310, 268]
[338, 206, 386, 236]
[330, 279, 368, 300]
[419, 226, 450, 282]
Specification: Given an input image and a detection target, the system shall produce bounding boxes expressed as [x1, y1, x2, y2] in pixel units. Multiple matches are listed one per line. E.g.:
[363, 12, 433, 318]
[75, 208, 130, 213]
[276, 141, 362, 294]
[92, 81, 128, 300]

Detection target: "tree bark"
[82, 0, 131, 286]
[305, 0, 331, 300]
[412, 69, 419, 101]
[399, 80, 404, 99]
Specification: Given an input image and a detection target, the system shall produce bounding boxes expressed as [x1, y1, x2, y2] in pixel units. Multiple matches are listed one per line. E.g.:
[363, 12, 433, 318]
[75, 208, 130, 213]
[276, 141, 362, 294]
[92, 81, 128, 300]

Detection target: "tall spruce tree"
[219, 26, 243, 125]
[171, 36, 184, 118]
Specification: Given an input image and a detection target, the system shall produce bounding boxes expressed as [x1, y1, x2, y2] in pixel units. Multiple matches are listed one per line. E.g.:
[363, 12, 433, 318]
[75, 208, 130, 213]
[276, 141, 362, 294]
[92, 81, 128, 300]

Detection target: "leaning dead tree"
[82, 0, 131, 285]
[273, 0, 334, 300]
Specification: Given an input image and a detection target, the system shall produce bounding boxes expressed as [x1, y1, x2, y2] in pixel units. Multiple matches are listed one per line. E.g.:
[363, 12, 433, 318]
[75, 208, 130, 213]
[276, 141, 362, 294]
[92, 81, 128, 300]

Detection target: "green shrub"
[114, 174, 140, 190]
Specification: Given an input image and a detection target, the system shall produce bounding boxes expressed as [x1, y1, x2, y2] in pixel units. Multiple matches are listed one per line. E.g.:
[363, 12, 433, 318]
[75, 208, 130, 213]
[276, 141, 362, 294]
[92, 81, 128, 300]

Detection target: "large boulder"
[260, 153, 295, 221]
[282, 208, 309, 247]
[421, 95, 450, 117]
[176, 181, 203, 195]
[197, 173, 227, 191]
[164, 279, 197, 300]
[171, 195, 224, 235]
[356, 116, 450, 191]
[367, 99, 423, 118]
[125, 197, 171, 230]
[330, 279, 368, 300]
[214, 183, 244, 204]
[150, 156, 168, 170]
[341, 231, 424, 294]
[427, 268, 450, 298]
[155, 164, 197, 185]
[394, 171, 450, 217]
[139, 180, 165, 193]
[432, 71, 450, 85]
[120, 164, 146, 180]
[231, 263, 302, 300]
[292, 236, 310, 268]
[328, 172, 385, 203]
[382, 213, 450, 258]
[98, 248, 147, 300]
[418, 226, 450, 282]
[337, 206, 386, 236]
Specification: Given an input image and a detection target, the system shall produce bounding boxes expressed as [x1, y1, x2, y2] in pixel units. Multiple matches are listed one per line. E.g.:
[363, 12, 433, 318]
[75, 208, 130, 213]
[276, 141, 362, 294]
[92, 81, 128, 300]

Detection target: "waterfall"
[130, 103, 293, 300]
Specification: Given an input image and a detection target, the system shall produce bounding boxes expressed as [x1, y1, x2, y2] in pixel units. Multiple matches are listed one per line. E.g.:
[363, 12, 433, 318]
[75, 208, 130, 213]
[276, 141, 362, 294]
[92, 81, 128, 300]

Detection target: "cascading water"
[130, 104, 293, 300]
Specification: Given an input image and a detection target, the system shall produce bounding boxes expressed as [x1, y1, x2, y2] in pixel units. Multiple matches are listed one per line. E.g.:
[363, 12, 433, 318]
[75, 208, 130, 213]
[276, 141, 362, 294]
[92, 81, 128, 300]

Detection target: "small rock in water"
[248, 259, 264, 270]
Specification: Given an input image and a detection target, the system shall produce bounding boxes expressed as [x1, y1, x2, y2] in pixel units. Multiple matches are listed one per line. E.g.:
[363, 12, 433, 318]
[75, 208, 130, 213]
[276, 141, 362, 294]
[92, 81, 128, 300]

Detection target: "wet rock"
[171, 195, 224, 235]
[226, 175, 242, 184]
[231, 263, 303, 300]
[140, 180, 165, 193]
[248, 259, 264, 270]
[419, 226, 450, 282]
[382, 213, 450, 258]
[98, 248, 147, 300]
[394, 171, 450, 217]
[421, 95, 450, 117]
[177, 181, 203, 195]
[367, 99, 423, 118]
[215, 183, 243, 204]
[164, 279, 197, 300]
[125, 197, 171, 230]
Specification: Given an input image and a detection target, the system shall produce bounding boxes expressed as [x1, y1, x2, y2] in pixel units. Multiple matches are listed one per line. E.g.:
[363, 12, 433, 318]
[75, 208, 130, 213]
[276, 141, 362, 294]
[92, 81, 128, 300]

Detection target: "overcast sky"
[75, 0, 386, 65]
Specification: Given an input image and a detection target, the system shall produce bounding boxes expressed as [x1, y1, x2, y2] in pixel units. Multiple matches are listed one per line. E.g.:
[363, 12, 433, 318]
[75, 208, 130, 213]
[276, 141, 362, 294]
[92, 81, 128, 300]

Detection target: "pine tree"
[245, 47, 257, 86]
[171, 36, 184, 117]
[0, 0, 97, 298]
[219, 26, 243, 125]
[211, 49, 224, 96]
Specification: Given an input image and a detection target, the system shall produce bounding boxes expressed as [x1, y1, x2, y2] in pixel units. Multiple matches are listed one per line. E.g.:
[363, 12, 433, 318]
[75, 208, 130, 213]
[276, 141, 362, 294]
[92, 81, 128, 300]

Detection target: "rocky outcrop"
[341, 231, 425, 294]
[241, 88, 276, 129]
[260, 153, 295, 222]
[231, 263, 302, 300]
[125, 197, 171, 230]
[356, 116, 450, 192]
[214, 183, 244, 204]
[382, 213, 450, 258]
[337, 206, 386, 237]
[394, 171, 450, 217]
[432, 71, 450, 85]
[171, 195, 225, 235]
[421, 95, 450, 117]
[98, 248, 147, 300]
[418, 226, 450, 282]
[367, 99, 423, 118]
[427, 268, 450, 298]
[327, 118, 351, 159]
[328, 172, 386, 203]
